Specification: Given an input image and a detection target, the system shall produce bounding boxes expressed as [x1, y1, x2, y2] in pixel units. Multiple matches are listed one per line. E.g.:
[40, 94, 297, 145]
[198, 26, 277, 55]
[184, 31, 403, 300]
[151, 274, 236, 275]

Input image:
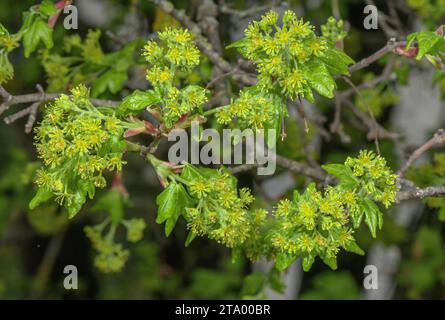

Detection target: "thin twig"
[339, 59, 395, 98]
[398, 129, 445, 179]
[341, 76, 381, 154]
[1, 84, 120, 132]
[397, 185, 445, 201]
[347, 39, 405, 74]
[343, 98, 400, 141]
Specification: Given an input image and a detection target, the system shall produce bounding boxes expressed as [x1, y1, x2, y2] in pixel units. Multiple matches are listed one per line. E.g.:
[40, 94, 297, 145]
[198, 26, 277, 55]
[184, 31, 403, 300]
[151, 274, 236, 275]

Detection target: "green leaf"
[343, 239, 365, 256]
[65, 189, 87, 219]
[185, 231, 196, 247]
[92, 190, 124, 225]
[180, 164, 223, 182]
[40, 0, 57, 17]
[414, 31, 443, 60]
[302, 253, 316, 272]
[0, 23, 9, 36]
[29, 188, 53, 210]
[302, 59, 336, 98]
[22, 17, 53, 58]
[275, 252, 296, 271]
[292, 190, 301, 203]
[406, 32, 419, 50]
[0, 52, 14, 84]
[91, 69, 127, 97]
[321, 254, 338, 270]
[350, 208, 364, 229]
[78, 180, 95, 200]
[226, 38, 248, 49]
[226, 38, 249, 55]
[322, 163, 359, 189]
[156, 182, 193, 237]
[118, 90, 161, 115]
[318, 47, 354, 75]
[360, 198, 383, 238]
[240, 272, 265, 297]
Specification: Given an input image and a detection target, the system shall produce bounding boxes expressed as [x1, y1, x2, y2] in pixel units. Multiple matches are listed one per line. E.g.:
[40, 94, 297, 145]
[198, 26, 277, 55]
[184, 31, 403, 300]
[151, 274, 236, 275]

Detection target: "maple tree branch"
[0, 84, 120, 132]
[397, 185, 445, 201]
[347, 39, 406, 74]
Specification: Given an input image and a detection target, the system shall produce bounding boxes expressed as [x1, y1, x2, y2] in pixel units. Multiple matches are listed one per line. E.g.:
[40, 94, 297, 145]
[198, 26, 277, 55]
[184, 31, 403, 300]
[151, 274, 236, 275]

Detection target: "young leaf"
[39, 0, 57, 17]
[275, 252, 297, 271]
[321, 254, 338, 270]
[318, 47, 354, 75]
[156, 182, 193, 237]
[0, 52, 13, 84]
[91, 69, 127, 97]
[322, 163, 359, 189]
[302, 59, 336, 98]
[118, 90, 161, 115]
[414, 31, 443, 60]
[65, 189, 87, 219]
[29, 188, 53, 210]
[360, 198, 383, 238]
[343, 239, 365, 256]
[22, 17, 54, 58]
[185, 231, 196, 247]
[302, 253, 316, 272]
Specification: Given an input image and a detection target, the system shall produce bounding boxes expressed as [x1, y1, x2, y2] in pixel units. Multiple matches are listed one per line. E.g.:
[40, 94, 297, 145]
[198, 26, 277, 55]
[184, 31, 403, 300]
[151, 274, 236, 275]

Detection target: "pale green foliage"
[406, 31, 445, 61]
[40, 30, 139, 96]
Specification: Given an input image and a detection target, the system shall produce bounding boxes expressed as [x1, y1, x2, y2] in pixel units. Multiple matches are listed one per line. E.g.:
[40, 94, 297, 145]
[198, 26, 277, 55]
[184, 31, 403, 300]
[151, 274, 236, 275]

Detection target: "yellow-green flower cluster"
[33, 85, 127, 217]
[270, 183, 356, 270]
[141, 28, 208, 127]
[216, 88, 281, 130]
[344, 150, 397, 208]
[123, 218, 147, 243]
[162, 85, 208, 127]
[182, 166, 266, 249]
[236, 10, 328, 99]
[268, 150, 398, 271]
[321, 17, 347, 45]
[143, 28, 200, 70]
[85, 225, 130, 273]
